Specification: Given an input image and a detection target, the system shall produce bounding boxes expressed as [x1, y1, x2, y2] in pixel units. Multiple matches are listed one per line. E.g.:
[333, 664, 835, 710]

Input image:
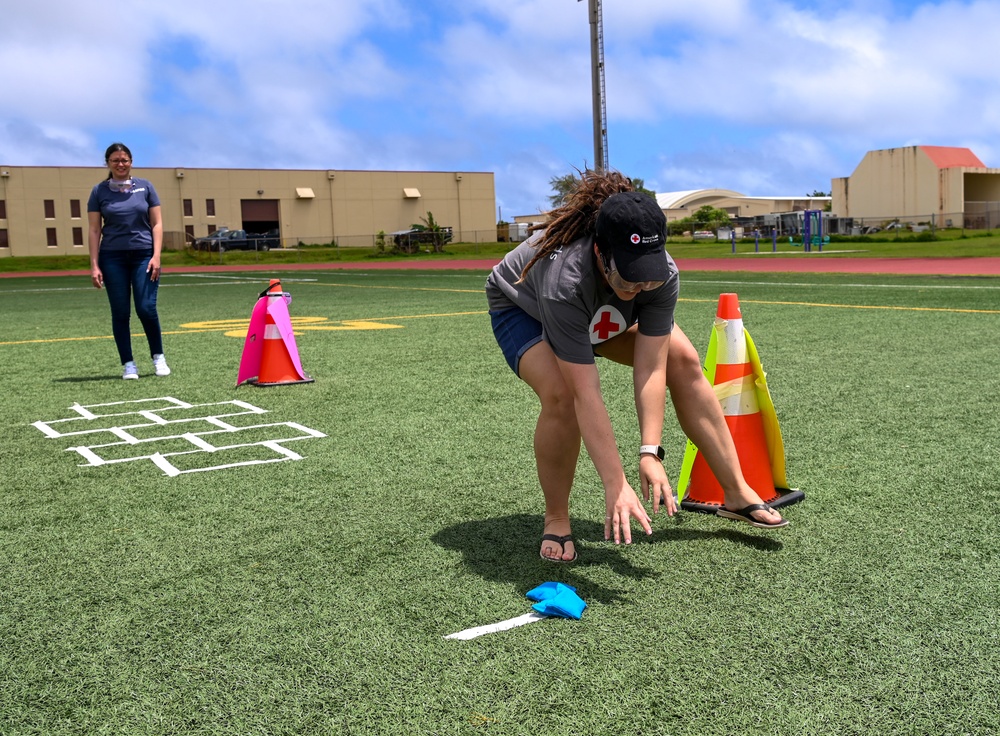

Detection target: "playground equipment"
[802, 210, 826, 251]
[788, 209, 830, 251]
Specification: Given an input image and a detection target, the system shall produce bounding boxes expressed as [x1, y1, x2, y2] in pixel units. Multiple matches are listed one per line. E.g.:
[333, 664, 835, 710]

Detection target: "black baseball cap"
[595, 192, 671, 282]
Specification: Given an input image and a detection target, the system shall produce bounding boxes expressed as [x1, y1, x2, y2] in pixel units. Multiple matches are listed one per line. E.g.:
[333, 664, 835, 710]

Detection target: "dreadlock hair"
[518, 169, 635, 282]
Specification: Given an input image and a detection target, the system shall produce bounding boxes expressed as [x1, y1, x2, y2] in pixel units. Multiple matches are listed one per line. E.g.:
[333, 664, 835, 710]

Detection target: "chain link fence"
[183, 227, 509, 264]
[733, 208, 999, 237]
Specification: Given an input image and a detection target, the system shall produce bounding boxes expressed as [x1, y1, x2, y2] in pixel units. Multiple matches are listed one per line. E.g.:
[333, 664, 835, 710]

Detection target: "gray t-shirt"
[485, 232, 679, 364]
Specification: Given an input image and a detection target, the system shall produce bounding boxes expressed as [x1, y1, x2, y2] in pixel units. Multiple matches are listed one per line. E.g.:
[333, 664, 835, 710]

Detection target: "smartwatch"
[639, 445, 665, 461]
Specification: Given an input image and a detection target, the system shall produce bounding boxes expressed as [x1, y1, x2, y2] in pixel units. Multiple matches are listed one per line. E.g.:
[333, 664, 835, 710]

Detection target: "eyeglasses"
[599, 252, 665, 292]
[108, 158, 131, 165]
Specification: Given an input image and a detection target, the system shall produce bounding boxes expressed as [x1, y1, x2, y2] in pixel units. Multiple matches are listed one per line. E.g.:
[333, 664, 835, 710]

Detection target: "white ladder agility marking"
[34, 397, 326, 476]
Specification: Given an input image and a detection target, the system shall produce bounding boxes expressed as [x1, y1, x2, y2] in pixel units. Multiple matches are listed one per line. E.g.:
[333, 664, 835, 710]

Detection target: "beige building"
[0, 166, 496, 257]
[513, 189, 831, 232]
[655, 189, 830, 222]
[831, 146, 1000, 228]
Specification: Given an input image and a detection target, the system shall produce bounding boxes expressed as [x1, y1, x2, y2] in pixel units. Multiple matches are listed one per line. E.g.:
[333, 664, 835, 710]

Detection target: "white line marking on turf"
[686, 278, 1000, 290]
[444, 612, 548, 640]
[180, 274, 318, 282]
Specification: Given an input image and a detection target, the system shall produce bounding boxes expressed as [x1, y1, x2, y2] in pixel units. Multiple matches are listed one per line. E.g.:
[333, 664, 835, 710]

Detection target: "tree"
[666, 205, 732, 237]
[548, 171, 656, 209]
[692, 205, 731, 227]
[417, 211, 447, 253]
[808, 190, 831, 197]
[548, 173, 581, 208]
[630, 177, 656, 199]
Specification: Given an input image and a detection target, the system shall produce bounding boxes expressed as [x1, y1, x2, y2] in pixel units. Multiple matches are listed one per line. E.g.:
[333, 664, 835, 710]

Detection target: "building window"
[47, 227, 58, 246]
[206, 199, 216, 217]
[208, 224, 217, 235]
[0, 200, 6, 219]
[73, 227, 84, 246]
[185, 225, 194, 242]
[183, 199, 193, 217]
[0, 229, 8, 248]
[44, 200, 55, 219]
[70, 199, 81, 218]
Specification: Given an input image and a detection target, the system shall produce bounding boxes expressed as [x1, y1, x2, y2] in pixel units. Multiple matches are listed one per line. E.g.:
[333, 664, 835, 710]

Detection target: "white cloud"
[2, 0, 999, 216]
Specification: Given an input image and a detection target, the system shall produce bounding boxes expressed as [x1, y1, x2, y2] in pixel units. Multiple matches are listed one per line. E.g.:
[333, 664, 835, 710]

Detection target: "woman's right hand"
[91, 267, 104, 289]
[604, 482, 653, 545]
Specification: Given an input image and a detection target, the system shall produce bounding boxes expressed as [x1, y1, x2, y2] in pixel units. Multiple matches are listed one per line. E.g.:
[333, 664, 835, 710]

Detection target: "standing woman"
[88, 143, 170, 379]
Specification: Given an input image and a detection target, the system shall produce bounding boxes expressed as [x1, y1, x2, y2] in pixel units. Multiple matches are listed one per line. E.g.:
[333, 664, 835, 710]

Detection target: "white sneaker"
[152, 353, 171, 376]
[123, 361, 139, 380]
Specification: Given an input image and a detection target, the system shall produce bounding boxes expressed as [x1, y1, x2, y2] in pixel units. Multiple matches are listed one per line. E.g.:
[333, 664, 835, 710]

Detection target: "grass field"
[1, 266, 998, 735]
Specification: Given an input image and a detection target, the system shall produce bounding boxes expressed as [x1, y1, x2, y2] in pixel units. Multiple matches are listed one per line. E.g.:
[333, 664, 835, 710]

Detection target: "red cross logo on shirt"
[590, 306, 625, 343]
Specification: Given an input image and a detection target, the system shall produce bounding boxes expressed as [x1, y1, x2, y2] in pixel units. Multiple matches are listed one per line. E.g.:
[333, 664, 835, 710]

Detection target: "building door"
[241, 199, 280, 240]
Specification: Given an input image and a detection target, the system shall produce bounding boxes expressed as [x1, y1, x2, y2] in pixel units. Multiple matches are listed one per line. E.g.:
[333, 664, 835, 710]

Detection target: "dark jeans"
[98, 248, 163, 364]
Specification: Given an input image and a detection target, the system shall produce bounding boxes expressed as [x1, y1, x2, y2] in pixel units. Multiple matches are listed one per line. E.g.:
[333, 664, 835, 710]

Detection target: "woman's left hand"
[640, 455, 676, 516]
[147, 256, 162, 281]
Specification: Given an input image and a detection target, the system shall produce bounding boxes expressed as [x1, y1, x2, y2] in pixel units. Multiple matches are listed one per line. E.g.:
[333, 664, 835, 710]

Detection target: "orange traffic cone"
[236, 279, 314, 387]
[677, 293, 803, 513]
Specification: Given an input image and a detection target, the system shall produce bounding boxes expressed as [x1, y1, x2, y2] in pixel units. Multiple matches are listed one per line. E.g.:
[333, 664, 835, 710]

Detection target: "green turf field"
[1, 268, 998, 735]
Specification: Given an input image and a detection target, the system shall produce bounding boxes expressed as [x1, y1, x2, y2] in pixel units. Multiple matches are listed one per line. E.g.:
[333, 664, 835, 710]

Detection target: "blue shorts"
[490, 307, 544, 377]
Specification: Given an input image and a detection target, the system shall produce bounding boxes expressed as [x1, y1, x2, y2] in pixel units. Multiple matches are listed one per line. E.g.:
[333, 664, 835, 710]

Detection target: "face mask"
[108, 178, 134, 193]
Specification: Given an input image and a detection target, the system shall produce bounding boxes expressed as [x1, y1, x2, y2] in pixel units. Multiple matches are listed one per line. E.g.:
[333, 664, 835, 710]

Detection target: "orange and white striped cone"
[677, 293, 803, 513]
[238, 279, 314, 387]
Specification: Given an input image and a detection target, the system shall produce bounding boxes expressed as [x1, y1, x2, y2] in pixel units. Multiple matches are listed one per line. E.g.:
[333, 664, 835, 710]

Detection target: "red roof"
[920, 146, 986, 169]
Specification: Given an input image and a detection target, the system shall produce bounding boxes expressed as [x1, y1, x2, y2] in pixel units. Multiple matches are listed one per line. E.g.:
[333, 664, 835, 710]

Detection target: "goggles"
[600, 252, 665, 292]
[108, 178, 134, 193]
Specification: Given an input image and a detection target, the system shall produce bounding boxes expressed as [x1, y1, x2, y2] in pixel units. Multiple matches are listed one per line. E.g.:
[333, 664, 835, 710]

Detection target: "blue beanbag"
[526, 581, 577, 602]
[530, 589, 587, 620]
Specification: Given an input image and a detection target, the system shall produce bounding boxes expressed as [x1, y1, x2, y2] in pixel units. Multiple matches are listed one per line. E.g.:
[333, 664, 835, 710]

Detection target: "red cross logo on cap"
[630, 233, 641, 244]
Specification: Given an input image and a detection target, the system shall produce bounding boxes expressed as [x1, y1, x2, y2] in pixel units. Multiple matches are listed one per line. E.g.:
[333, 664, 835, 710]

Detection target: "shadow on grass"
[432, 512, 781, 605]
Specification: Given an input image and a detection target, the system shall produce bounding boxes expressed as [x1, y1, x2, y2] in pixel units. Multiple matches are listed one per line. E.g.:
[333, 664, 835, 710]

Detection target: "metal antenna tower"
[580, 0, 608, 171]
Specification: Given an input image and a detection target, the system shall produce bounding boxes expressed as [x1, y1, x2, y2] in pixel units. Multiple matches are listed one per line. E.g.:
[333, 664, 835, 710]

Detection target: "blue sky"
[2, 0, 997, 218]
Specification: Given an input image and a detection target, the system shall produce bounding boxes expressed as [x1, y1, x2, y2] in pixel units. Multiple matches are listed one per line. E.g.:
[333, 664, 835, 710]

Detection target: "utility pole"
[580, 0, 608, 171]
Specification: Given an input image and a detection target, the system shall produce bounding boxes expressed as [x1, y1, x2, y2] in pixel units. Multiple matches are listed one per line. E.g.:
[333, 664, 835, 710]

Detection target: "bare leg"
[518, 341, 582, 560]
[596, 325, 782, 525]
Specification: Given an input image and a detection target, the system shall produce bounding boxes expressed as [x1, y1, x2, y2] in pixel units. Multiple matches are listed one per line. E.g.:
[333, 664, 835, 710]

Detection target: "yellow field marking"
[677, 297, 1000, 315]
[220, 321, 404, 337]
[4, 297, 994, 347]
[351, 310, 485, 321]
[179, 316, 406, 337]
[0, 311, 483, 346]
[182, 316, 330, 332]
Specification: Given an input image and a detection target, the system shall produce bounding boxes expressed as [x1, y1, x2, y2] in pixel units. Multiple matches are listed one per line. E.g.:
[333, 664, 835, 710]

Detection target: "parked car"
[192, 228, 233, 251]
[192, 228, 278, 252]
[390, 226, 453, 253]
[253, 229, 281, 249]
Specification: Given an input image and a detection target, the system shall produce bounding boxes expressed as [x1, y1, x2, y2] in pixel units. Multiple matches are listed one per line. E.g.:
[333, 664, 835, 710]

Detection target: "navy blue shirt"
[87, 177, 161, 251]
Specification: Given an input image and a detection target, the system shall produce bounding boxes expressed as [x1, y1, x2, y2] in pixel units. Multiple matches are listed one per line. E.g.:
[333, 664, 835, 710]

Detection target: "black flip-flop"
[717, 503, 789, 529]
[540, 533, 578, 563]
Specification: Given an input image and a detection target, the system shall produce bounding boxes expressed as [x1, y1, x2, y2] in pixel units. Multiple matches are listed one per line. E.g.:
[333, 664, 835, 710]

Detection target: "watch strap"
[639, 444, 665, 461]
